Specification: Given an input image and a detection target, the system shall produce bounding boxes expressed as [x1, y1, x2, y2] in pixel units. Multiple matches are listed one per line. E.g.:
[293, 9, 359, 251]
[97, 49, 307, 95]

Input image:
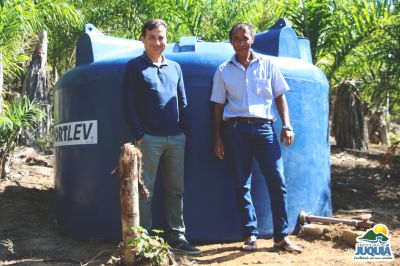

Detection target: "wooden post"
[119, 143, 142, 266]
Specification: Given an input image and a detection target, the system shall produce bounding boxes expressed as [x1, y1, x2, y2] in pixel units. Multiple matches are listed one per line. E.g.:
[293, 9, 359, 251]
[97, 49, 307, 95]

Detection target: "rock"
[301, 224, 330, 238]
[10, 173, 23, 180]
[341, 229, 364, 247]
[12, 147, 36, 159]
[354, 214, 372, 221]
[25, 155, 53, 167]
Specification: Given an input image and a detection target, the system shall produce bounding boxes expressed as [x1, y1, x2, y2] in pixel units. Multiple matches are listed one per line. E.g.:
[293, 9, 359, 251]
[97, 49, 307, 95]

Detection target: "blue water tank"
[54, 19, 331, 242]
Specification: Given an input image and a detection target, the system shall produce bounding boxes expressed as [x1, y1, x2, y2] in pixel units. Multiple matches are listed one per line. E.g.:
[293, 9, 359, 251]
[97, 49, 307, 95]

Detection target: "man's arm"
[177, 66, 188, 132]
[213, 103, 225, 159]
[210, 67, 227, 160]
[123, 61, 145, 143]
[275, 93, 294, 147]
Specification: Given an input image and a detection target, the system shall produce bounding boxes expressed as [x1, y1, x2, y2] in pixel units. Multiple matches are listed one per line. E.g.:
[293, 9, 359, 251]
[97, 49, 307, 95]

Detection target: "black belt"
[230, 117, 273, 124]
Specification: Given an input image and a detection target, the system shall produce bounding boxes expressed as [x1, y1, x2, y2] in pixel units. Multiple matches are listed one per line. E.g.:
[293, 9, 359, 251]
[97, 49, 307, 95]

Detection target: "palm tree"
[283, 0, 394, 82]
[0, 0, 36, 111]
[0, 96, 46, 179]
[0, 0, 83, 111]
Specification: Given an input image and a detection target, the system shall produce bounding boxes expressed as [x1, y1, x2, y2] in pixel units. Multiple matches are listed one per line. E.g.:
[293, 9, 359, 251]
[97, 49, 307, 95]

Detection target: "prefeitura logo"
[353, 223, 394, 261]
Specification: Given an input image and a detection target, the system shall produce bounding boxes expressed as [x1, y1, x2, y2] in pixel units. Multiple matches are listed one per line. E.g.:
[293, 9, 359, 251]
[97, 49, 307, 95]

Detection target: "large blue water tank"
[54, 19, 331, 242]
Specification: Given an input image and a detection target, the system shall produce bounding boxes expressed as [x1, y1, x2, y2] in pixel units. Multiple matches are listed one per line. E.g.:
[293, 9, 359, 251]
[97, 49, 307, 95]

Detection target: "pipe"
[299, 211, 375, 229]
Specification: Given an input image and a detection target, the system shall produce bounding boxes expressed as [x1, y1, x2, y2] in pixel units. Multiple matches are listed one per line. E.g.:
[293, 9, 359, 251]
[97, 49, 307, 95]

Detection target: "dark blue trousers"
[224, 120, 289, 241]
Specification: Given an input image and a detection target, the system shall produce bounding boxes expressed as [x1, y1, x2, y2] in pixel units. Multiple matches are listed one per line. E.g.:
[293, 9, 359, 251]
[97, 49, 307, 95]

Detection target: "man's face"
[230, 27, 254, 56]
[141, 25, 167, 60]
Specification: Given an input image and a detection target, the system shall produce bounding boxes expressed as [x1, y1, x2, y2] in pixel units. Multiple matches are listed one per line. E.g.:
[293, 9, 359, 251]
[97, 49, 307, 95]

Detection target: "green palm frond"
[0, 96, 46, 154]
[0, 116, 13, 131]
[6, 96, 46, 129]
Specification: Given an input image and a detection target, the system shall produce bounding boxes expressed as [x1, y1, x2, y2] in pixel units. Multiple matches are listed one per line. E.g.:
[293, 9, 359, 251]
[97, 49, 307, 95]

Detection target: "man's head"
[141, 19, 168, 38]
[140, 19, 168, 62]
[229, 23, 255, 57]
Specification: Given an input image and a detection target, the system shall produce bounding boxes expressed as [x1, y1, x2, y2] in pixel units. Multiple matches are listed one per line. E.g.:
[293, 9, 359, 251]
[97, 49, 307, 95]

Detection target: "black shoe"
[169, 240, 202, 256]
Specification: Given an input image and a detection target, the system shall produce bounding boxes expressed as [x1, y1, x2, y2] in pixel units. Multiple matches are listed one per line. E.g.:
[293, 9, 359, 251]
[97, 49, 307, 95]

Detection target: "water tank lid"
[270, 18, 291, 30]
[179, 37, 197, 52]
[84, 23, 102, 35]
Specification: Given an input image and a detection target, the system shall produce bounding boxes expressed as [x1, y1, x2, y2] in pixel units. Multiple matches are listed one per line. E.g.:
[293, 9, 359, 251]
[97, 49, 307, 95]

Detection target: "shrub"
[128, 226, 175, 266]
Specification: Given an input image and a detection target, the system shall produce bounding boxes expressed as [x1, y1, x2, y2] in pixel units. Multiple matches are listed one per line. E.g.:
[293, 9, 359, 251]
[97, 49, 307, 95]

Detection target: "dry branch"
[382, 140, 400, 165]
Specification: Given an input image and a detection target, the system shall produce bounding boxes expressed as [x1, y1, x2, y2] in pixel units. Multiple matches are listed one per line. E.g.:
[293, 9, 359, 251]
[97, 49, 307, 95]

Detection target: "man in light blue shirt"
[211, 23, 302, 253]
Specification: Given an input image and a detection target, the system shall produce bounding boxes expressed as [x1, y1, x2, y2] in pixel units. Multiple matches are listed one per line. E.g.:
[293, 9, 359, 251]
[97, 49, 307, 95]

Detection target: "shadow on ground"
[0, 185, 118, 265]
[331, 146, 400, 231]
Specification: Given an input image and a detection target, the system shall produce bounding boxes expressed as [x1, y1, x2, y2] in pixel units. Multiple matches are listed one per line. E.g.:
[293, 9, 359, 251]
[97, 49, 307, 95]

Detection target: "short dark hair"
[229, 23, 255, 40]
[141, 19, 168, 37]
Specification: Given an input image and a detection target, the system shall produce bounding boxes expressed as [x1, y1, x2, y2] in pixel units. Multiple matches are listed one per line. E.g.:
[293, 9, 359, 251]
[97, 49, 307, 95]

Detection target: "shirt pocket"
[253, 78, 273, 99]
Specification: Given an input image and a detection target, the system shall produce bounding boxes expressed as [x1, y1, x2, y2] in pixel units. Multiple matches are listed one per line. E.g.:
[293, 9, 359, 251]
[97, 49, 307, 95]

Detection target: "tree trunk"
[0, 51, 3, 112]
[367, 111, 389, 145]
[332, 80, 367, 149]
[1, 128, 21, 180]
[0, 155, 11, 180]
[119, 143, 142, 266]
[1, 155, 11, 180]
[22, 30, 51, 142]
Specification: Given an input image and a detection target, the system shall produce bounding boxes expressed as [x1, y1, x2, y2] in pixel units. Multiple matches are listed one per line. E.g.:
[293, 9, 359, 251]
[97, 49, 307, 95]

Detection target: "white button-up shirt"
[210, 50, 289, 121]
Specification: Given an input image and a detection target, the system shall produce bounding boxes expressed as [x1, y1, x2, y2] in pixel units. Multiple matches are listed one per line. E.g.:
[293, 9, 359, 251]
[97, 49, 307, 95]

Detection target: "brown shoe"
[273, 237, 302, 253]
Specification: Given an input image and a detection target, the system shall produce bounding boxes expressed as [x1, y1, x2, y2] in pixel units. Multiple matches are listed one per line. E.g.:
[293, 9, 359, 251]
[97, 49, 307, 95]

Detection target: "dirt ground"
[1, 144, 400, 266]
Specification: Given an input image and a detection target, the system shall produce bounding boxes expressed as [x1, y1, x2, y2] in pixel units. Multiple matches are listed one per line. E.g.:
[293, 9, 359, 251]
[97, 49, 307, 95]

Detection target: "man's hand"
[275, 94, 293, 147]
[213, 103, 225, 159]
[214, 136, 225, 159]
[280, 128, 294, 147]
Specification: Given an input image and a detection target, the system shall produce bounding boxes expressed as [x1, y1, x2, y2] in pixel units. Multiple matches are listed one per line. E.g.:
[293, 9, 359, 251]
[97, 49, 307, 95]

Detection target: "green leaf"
[151, 229, 164, 235]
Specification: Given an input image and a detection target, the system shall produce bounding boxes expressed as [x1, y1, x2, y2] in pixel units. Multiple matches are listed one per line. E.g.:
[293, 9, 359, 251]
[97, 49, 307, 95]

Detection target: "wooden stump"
[22, 30, 51, 142]
[119, 143, 142, 266]
[367, 111, 389, 145]
[332, 80, 367, 149]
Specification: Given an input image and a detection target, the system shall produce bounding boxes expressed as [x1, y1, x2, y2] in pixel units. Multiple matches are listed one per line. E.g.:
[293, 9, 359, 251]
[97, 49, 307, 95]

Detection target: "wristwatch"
[282, 125, 293, 131]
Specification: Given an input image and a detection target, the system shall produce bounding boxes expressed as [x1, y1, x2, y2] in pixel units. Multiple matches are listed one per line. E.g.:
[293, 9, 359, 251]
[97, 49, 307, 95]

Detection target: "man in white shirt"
[210, 23, 301, 253]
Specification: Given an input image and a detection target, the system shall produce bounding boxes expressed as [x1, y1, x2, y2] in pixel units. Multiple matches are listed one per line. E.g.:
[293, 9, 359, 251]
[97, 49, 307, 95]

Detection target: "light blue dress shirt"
[210, 50, 289, 121]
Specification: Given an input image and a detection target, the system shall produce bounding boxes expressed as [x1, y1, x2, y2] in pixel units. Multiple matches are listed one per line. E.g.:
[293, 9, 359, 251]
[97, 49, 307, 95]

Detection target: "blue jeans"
[224, 120, 289, 242]
[138, 133, 186, 242]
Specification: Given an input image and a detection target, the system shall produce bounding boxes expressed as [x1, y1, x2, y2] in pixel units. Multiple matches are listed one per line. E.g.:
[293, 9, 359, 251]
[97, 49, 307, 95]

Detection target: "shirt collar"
[229, 49, 261, 65]
[141, 52, 168, 66]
